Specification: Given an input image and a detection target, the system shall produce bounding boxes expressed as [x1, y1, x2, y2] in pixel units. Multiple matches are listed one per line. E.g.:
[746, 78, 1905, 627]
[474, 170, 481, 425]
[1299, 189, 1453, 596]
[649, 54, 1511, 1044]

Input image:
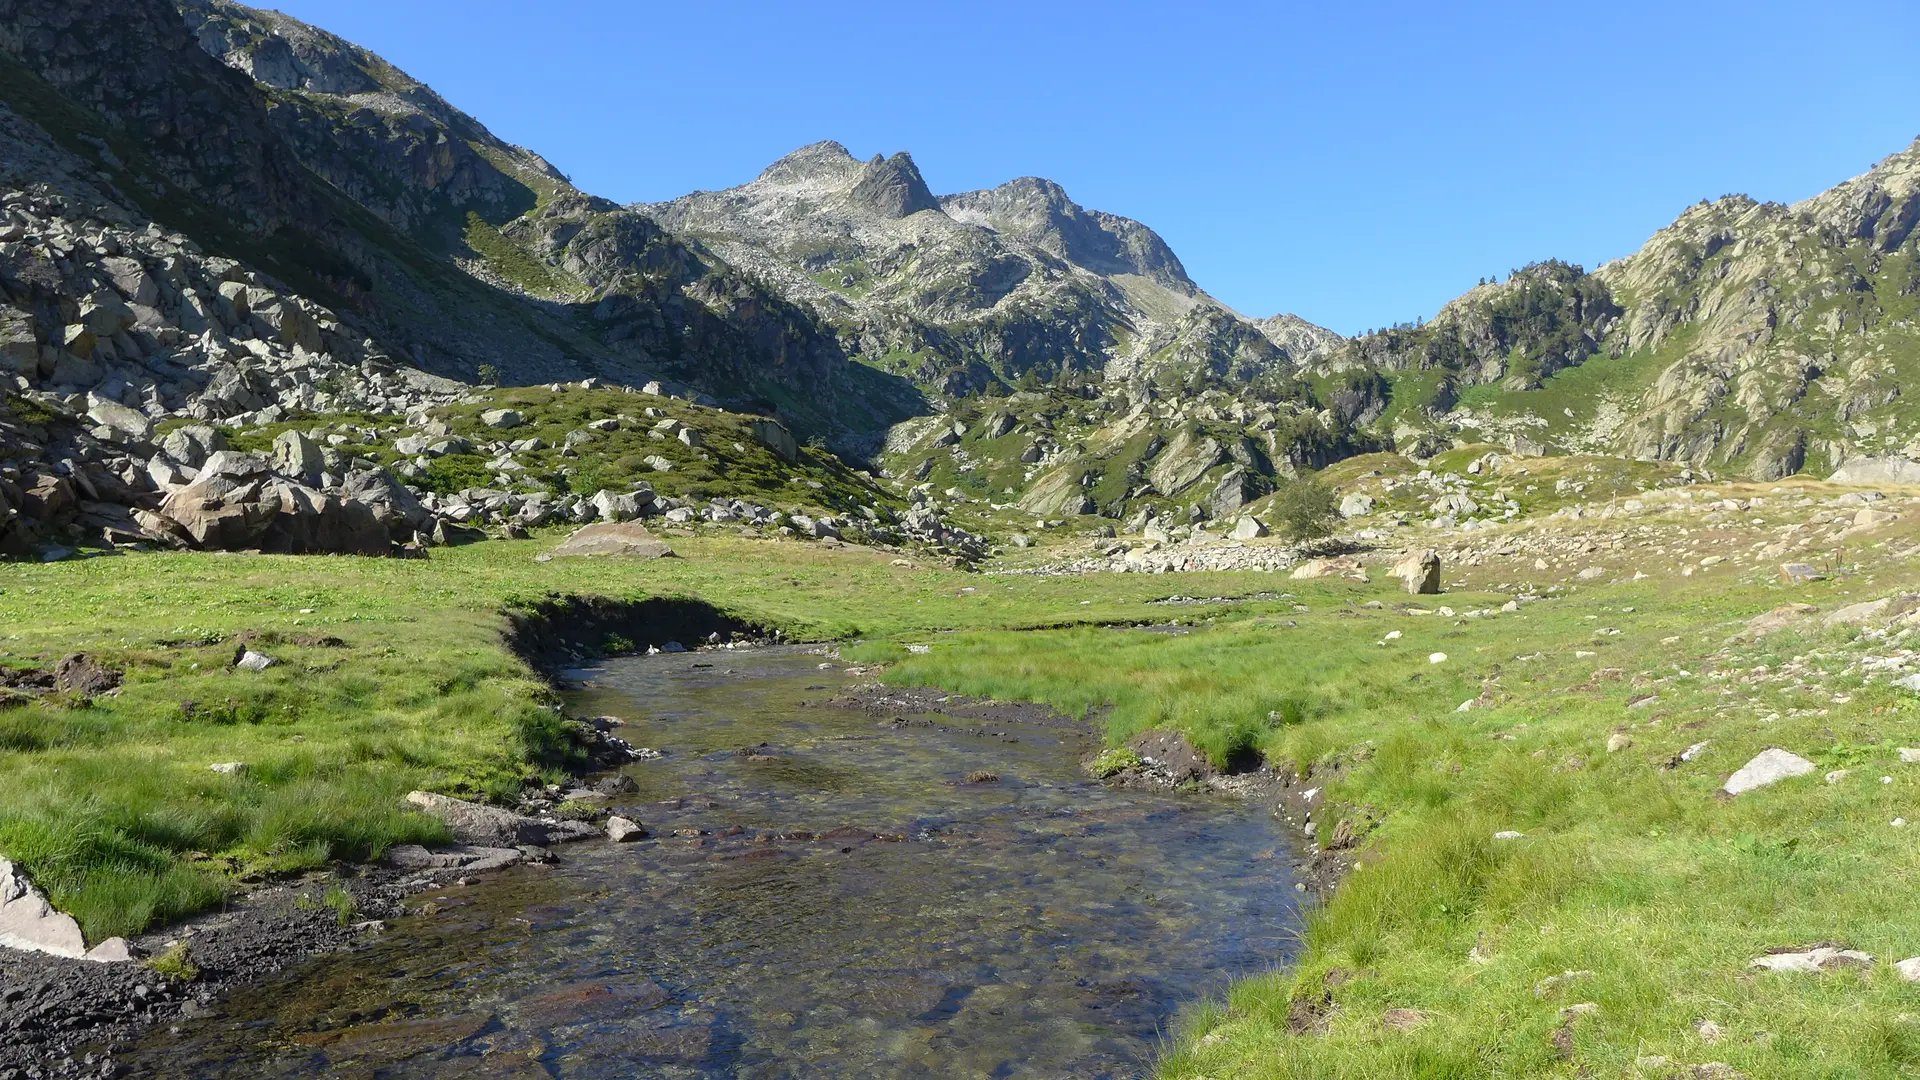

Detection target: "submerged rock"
[404, 791, 598, 847]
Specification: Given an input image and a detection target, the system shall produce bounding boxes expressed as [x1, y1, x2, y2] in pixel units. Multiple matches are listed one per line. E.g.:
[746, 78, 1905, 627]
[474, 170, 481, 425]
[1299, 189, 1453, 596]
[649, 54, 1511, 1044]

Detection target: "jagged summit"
[847, 151, 942, 219]
[641, 141, 1335, 399]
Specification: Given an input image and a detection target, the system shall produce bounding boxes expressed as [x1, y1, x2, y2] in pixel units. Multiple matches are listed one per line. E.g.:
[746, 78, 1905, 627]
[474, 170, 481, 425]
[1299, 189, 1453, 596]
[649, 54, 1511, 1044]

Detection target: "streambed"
[117, 646, 1301, 1078]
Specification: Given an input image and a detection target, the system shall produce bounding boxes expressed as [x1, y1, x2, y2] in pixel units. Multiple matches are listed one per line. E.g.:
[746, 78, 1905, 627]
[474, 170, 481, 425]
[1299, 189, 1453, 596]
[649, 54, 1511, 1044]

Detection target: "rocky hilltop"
[644, 141, 1337, 398]
[1326, 140, 1920, 480]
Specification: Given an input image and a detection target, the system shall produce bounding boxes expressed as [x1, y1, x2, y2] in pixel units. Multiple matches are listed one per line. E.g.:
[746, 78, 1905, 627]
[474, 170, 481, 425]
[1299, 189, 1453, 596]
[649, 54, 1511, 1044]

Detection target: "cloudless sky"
[272, 0, 1920, 336]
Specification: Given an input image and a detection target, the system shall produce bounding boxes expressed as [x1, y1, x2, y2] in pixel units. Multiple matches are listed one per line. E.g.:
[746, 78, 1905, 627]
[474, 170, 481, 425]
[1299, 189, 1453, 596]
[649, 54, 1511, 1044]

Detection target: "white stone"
[0, 857, 88, 959]
[1749, 946, 1873, 974]
[235, 650, 275, 671]
[1428, 652, 1447, 664]
[606, 816, 645, 842]
[1896, 957, 1920, 982]
[1493, 830, 1525, 840]
[208, 762, 248, 775]
[1723, 748, 1816, 795]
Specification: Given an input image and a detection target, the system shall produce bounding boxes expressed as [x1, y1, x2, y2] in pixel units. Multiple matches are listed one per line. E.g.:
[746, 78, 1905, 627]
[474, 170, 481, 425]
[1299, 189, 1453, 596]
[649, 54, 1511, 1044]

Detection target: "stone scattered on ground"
[1749, 945, 1874, 973]
[606, 816, 647, 842]
[1722, 749, 1817, 795]
[234, 649, 275, 671]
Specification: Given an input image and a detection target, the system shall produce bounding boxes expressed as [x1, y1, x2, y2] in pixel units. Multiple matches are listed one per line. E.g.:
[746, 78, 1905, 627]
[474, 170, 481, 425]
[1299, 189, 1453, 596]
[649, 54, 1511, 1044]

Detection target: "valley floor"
[6, 477, 1920, 1078]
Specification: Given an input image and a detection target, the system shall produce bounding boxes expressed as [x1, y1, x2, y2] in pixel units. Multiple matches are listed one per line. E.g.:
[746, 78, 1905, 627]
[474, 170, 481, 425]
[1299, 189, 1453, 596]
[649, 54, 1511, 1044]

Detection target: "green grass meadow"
[6, 513, 1920, 1075]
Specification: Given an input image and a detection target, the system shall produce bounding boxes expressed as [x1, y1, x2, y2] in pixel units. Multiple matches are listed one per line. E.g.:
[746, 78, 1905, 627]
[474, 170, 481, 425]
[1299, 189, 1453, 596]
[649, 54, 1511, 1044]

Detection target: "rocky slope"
[643, 141, 1338, 398]
[1328, 140, 1920, 480]
[0, 0, 923, 447]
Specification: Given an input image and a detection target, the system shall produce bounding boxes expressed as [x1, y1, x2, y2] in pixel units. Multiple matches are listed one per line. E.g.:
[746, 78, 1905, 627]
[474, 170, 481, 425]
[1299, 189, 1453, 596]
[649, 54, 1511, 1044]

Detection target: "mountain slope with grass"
[1331, 140, 1920, 481]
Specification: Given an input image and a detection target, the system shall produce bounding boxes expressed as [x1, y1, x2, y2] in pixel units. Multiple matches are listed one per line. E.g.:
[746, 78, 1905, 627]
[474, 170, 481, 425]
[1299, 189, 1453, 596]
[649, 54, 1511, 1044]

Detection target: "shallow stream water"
[118, 646, 1300, 1078]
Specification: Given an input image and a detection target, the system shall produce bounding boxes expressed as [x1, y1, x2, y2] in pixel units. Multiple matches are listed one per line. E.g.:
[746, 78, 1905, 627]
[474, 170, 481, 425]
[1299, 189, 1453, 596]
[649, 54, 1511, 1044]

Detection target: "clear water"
[118, 647, 1301, 1078]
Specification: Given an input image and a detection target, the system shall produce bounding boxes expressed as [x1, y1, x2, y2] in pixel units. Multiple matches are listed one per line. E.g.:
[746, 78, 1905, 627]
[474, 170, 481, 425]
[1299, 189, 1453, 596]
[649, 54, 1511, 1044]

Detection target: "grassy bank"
[0, 537, 1261, 940]
[9, 485, 1920, 1077]
[857, 509, 1920, 1077]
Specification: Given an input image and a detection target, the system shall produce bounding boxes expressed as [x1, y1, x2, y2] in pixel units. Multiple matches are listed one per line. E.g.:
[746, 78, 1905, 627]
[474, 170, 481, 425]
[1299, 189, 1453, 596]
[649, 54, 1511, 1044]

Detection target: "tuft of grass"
[1088, 746, 1142, 778]
[146, 941, 199, 982]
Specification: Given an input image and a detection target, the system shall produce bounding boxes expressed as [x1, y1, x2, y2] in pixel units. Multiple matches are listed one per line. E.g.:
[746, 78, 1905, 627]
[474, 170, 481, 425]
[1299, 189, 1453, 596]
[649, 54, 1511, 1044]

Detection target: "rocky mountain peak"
[941, 175, 1192, 291]
[847, 151, 942, 219]
[754, 140, 862, 188]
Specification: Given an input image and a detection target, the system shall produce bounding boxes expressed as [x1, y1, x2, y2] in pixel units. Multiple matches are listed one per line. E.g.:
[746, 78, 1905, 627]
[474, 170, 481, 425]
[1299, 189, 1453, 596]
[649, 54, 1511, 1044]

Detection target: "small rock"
[1778, 563, 1824, 584]
[1493, 830, 1525, 840]
[1607, 733, 1633, 753]
[1722, 748, 1816, 795]
[963, 771, 1000, 784]
[1428, 652, 1447, 664]
[1900, 748, 1920, 764]
[480, 409, 525, 429]
[1895, 957, 1920, 982]
[207, 762, 248, 775]
[606, 816, 646, 842]
[1749, 946, 1874, 974]
[1535, 970, 1593, 997]
[84, 937, 132, 963]
[1825, 769, 1850, 784]
[1695, 1019, 1723, 1042]
[1381, 1007, 1428, 1031]
[235, 650, 275, 671]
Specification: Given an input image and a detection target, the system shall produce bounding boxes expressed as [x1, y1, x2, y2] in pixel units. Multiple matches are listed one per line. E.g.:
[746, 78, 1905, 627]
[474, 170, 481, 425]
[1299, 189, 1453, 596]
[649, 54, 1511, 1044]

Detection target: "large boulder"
[1829, 457, 1920, 486]
[549, 522, 675, 559]
[0, 308, 37, 375]
[749, 418, 799, 463]
[141, 458, 390, 556]
[1392, 549, 1442, 594]
[589, 487, 654, 523]
[85, 395, 153, 442]
[272, 429, 325, 486]
[341, 467, 432, 539]
[160, 424, 227, 467]
[2, 857, 126, 962]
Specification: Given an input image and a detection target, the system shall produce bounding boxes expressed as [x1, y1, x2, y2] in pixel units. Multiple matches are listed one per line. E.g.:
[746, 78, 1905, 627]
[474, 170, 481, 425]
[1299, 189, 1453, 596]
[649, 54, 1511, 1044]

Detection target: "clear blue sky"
[274, 0, 1920, 336]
